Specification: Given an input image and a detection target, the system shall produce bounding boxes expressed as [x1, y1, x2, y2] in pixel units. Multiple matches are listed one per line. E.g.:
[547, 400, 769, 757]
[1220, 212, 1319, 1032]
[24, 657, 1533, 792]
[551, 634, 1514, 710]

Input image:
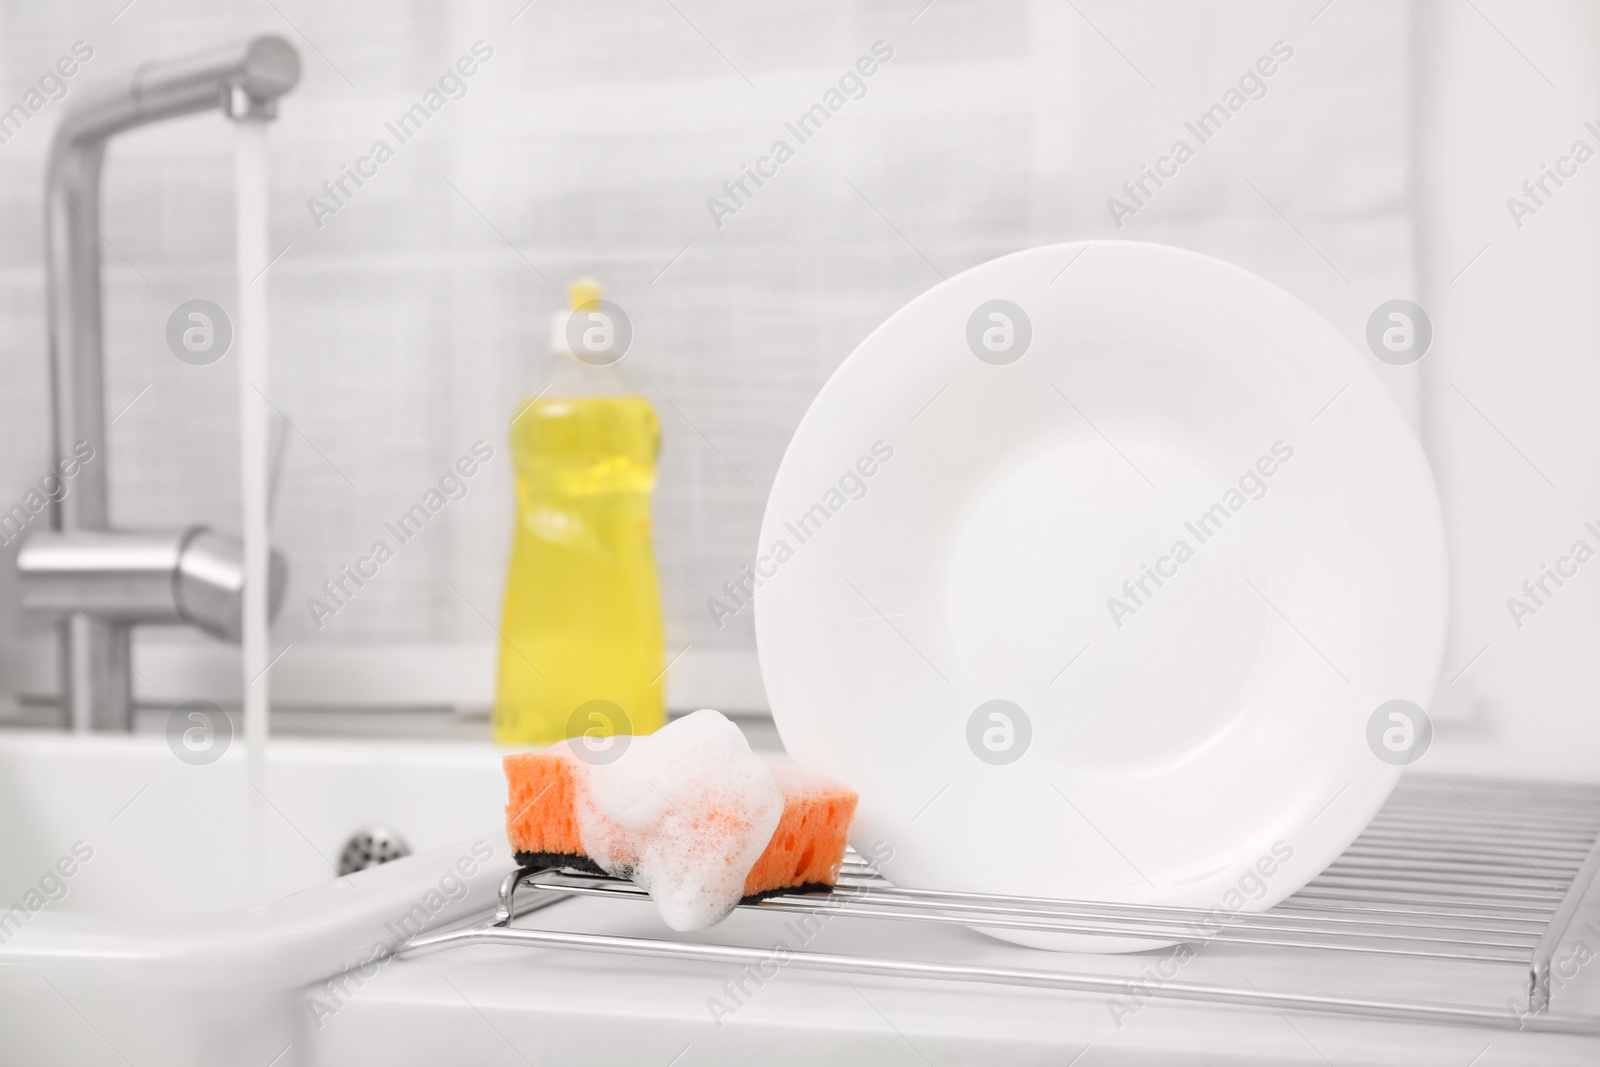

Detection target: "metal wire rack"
[402, 775, 1600, 1035]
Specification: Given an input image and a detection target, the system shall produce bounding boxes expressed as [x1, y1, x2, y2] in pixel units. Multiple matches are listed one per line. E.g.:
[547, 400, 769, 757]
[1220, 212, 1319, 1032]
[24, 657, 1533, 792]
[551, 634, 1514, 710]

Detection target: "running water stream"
[235, 118, 272, 888]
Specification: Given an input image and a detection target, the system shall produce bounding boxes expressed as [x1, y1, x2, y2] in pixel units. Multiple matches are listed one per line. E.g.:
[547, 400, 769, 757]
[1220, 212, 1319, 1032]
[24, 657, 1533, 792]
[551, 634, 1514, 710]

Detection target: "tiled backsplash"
[0, 1, 1411, 713]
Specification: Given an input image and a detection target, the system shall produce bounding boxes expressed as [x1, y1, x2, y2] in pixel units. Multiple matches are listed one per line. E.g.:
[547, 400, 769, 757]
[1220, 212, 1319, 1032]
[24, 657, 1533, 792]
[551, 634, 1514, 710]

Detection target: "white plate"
[755, 241, 1448, 951]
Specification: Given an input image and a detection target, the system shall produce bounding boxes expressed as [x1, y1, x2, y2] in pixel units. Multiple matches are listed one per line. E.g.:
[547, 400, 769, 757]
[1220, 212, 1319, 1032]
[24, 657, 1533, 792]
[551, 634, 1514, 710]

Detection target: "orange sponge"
[504, 752, 857, 897]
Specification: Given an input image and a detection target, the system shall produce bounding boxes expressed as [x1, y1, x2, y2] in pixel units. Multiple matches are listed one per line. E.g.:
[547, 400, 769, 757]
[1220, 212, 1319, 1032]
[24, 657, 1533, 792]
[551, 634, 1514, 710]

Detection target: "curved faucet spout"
[47, 35, 300, 531]
[53, 35, 299, 154]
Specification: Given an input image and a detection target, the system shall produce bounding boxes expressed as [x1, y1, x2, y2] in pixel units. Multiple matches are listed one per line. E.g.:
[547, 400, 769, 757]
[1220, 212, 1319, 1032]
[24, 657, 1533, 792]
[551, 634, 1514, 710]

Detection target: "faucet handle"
[174, 527, 288, 642]
[18, 526, 287, 643]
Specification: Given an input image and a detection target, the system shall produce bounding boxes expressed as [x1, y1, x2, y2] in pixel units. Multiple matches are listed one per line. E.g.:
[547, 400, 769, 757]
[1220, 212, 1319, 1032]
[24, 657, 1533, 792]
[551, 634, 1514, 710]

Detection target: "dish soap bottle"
[493, 278, 666, 745]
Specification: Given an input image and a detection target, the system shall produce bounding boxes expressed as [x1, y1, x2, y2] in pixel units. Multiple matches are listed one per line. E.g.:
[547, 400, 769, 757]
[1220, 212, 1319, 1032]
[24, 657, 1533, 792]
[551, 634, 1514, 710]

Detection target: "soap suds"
[564, 709, 783, 931]
[769, 763, 846, 799]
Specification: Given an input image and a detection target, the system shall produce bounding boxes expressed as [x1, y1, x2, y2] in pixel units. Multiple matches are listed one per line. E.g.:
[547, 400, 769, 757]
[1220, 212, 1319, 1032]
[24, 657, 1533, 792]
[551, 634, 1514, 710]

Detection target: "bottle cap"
[550, 277, 605, 357]
[568, 277, 603, 311]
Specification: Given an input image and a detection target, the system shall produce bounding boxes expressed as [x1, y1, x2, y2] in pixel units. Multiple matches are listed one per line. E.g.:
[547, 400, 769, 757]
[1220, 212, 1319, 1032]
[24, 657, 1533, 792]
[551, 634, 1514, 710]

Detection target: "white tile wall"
[0, 0, 1414, 714]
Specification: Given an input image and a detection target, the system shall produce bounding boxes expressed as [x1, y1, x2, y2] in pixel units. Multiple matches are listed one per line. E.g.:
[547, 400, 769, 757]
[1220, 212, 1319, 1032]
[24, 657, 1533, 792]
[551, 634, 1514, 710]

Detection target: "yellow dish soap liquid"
[493, 278, 665, 745]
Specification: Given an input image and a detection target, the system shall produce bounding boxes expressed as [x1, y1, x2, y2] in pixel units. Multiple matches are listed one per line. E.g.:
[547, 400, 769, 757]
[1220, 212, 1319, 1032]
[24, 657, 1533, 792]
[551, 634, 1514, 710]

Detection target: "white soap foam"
[769, 763, 845, 799]
[567, 709, 783, 931]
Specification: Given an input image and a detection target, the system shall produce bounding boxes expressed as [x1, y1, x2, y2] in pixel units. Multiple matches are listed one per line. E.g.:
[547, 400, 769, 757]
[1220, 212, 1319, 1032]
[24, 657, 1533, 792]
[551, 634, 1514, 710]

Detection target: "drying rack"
[401, 775, 1600, 1036]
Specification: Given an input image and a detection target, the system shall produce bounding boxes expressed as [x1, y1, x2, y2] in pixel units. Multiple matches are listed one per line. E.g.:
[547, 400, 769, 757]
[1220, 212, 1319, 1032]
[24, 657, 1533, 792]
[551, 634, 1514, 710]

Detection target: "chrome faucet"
[16, 38, 300, 732]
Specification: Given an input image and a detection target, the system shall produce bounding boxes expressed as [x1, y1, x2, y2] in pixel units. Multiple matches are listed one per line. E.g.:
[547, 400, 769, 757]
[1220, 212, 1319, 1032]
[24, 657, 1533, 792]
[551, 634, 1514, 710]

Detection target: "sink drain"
[337, 825, 412, 875]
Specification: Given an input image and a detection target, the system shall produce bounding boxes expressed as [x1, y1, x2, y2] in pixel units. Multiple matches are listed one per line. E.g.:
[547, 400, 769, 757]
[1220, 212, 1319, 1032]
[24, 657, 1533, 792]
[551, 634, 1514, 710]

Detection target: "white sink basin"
[0, 731, 514, 1066]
